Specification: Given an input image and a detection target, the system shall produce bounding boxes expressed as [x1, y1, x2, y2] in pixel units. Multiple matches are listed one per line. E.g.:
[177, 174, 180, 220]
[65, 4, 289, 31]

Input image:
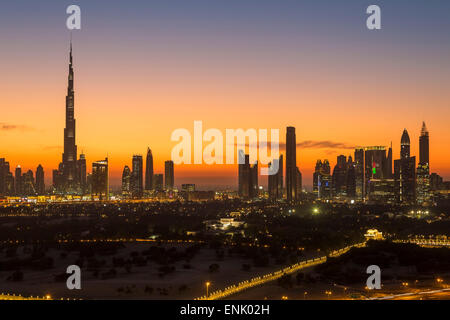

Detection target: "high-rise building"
[0, 158, 8, 196]
[15, 165, 22, 196]
[354, 148, 364, 200]
[77, 154, 87, 194]
[417, 122, 430, 205]
[394, 129, 416, 204]
[250, 161, 258, 198]
[268, 155, 283, 200]
[313, 160, 322, 198]
[35, 164, 45, 195]
[367, 178, 396, 204]
[320, 160, 331, 200]
[277, 155, 284, 198]
[430, 173, 443, 191]
[419, 122, 429, 165]
[346, 156, 356, 198]
[364, 146, 388, 199]
[164, 160, 174, 190]
[153, 174, 163, 191]
[296, 167, 302, 199]
[400, 129, 410, 159]
[0, 159, 14, 196]
[23, 170, 36, 195]
[385, 143, 393, 178]
[332, 155, 347, 198]
[91, 158, 109, 200]
[313, 159, 331, 200]
[60, 42, 78, 194]
[121, 165, 131, 196]
[238, 151, 250, 198]
[285, 127, 297, 202]
[145, 148, 154, 190]
[131, 155, 143, 198]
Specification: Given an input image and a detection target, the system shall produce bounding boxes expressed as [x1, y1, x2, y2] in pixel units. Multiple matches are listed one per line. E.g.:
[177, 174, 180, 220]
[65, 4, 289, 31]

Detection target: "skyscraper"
[277, 154, 284, 198]
[77, 153, 87, 194]
[122, 165, 131, 196]
[296, 167, 302, 199]
[385, 142, 393, 178]
[394, 129, 416, 204]
[91, 158, 109, 200]
[23, 170, 36, 195]
[332, 155, 347, 198]
[417, 122, 430, 205]
[145, 148, 154, 190]
[313, 159, 331, 199]
[61, 41, 78, 193]
[268, 155, 283, 200]
[354, 148, 364, 200]
[313, 160, 322, 198]
[0, 158, 8, 196]
[238, 151, 250, 198]
[285, 127, 297, 202]
[35, 164, 45, 195]
[153, 174, 163, 192]
[419, 122, 429, 165]
[250, 161, 258, 198]
[131, 155, 144, 198]
[164, 160, 174, 190]
[400, 129, 410, 159]
[346, 156, 356, 198]
[15, 165, 22, 196]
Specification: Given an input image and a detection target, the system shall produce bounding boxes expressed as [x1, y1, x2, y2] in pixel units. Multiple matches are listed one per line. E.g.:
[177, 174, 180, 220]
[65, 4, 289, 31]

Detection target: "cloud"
[231, 140, 354, 151]
[296, 140, 354, 149]
[0, 123, 35, 132]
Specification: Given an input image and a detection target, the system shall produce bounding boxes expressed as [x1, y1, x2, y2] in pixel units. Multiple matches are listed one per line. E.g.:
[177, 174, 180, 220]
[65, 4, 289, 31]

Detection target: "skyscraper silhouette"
[145, 148, 154, 190]
[122, 165, 131, 196]
[285, 127, 297, 202]
[394, 129, 416, 204]
[400, 129, 410, 159]
[91, 158, 109, 200]
[131, 155, 144, 198]
[164, 160, 174, 190]
[417, 122, 430, 205]
[419, 122, 429, 165]
[61, 41, 78, 193]
[35, 164, 45, 195]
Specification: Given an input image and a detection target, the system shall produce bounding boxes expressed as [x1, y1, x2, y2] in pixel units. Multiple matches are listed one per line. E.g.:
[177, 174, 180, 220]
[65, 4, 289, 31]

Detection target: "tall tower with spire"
[400, 129, 410, 159]
[394, 128, 416, 204]
[145, 147, 154, 190]
[419, 122, 429, 166]
[61, 40, 78, 193]
[417, 122, 430, 205]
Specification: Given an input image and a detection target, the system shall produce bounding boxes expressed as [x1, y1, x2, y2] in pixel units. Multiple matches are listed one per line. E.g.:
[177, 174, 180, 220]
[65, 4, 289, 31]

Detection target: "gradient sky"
[1, 1, 450, 189]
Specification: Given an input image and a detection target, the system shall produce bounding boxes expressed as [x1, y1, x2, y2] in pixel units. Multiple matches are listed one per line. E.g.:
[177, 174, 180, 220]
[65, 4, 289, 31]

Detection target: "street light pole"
[206, 282, 211, 298]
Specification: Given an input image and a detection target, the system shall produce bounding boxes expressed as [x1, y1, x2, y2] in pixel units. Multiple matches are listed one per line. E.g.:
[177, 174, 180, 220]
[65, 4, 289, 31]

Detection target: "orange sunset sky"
[1, 1, 450, 189]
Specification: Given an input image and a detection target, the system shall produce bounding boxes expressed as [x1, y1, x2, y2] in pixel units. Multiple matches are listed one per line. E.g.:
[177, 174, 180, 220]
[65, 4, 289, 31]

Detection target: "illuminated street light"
[206, 282, 211, 298]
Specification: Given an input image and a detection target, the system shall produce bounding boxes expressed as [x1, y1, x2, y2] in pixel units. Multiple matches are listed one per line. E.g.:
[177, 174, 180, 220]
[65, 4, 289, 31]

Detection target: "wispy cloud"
[233, 140, 354, 150]
[296, 140, 354, 149]
[0, 123, 35, 132]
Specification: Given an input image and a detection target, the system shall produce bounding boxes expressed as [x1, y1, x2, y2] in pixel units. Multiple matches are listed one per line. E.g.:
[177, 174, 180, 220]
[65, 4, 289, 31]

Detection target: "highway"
[195, 242, 366, 300]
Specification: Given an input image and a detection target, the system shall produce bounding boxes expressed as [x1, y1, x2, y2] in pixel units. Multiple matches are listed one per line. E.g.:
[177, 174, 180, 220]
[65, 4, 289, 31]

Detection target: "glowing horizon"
[1, 1, 450, 189]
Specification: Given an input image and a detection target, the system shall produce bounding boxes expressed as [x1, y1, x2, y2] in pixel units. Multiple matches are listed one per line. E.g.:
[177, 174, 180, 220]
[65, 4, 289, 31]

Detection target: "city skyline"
[1, 1, 450, 189]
